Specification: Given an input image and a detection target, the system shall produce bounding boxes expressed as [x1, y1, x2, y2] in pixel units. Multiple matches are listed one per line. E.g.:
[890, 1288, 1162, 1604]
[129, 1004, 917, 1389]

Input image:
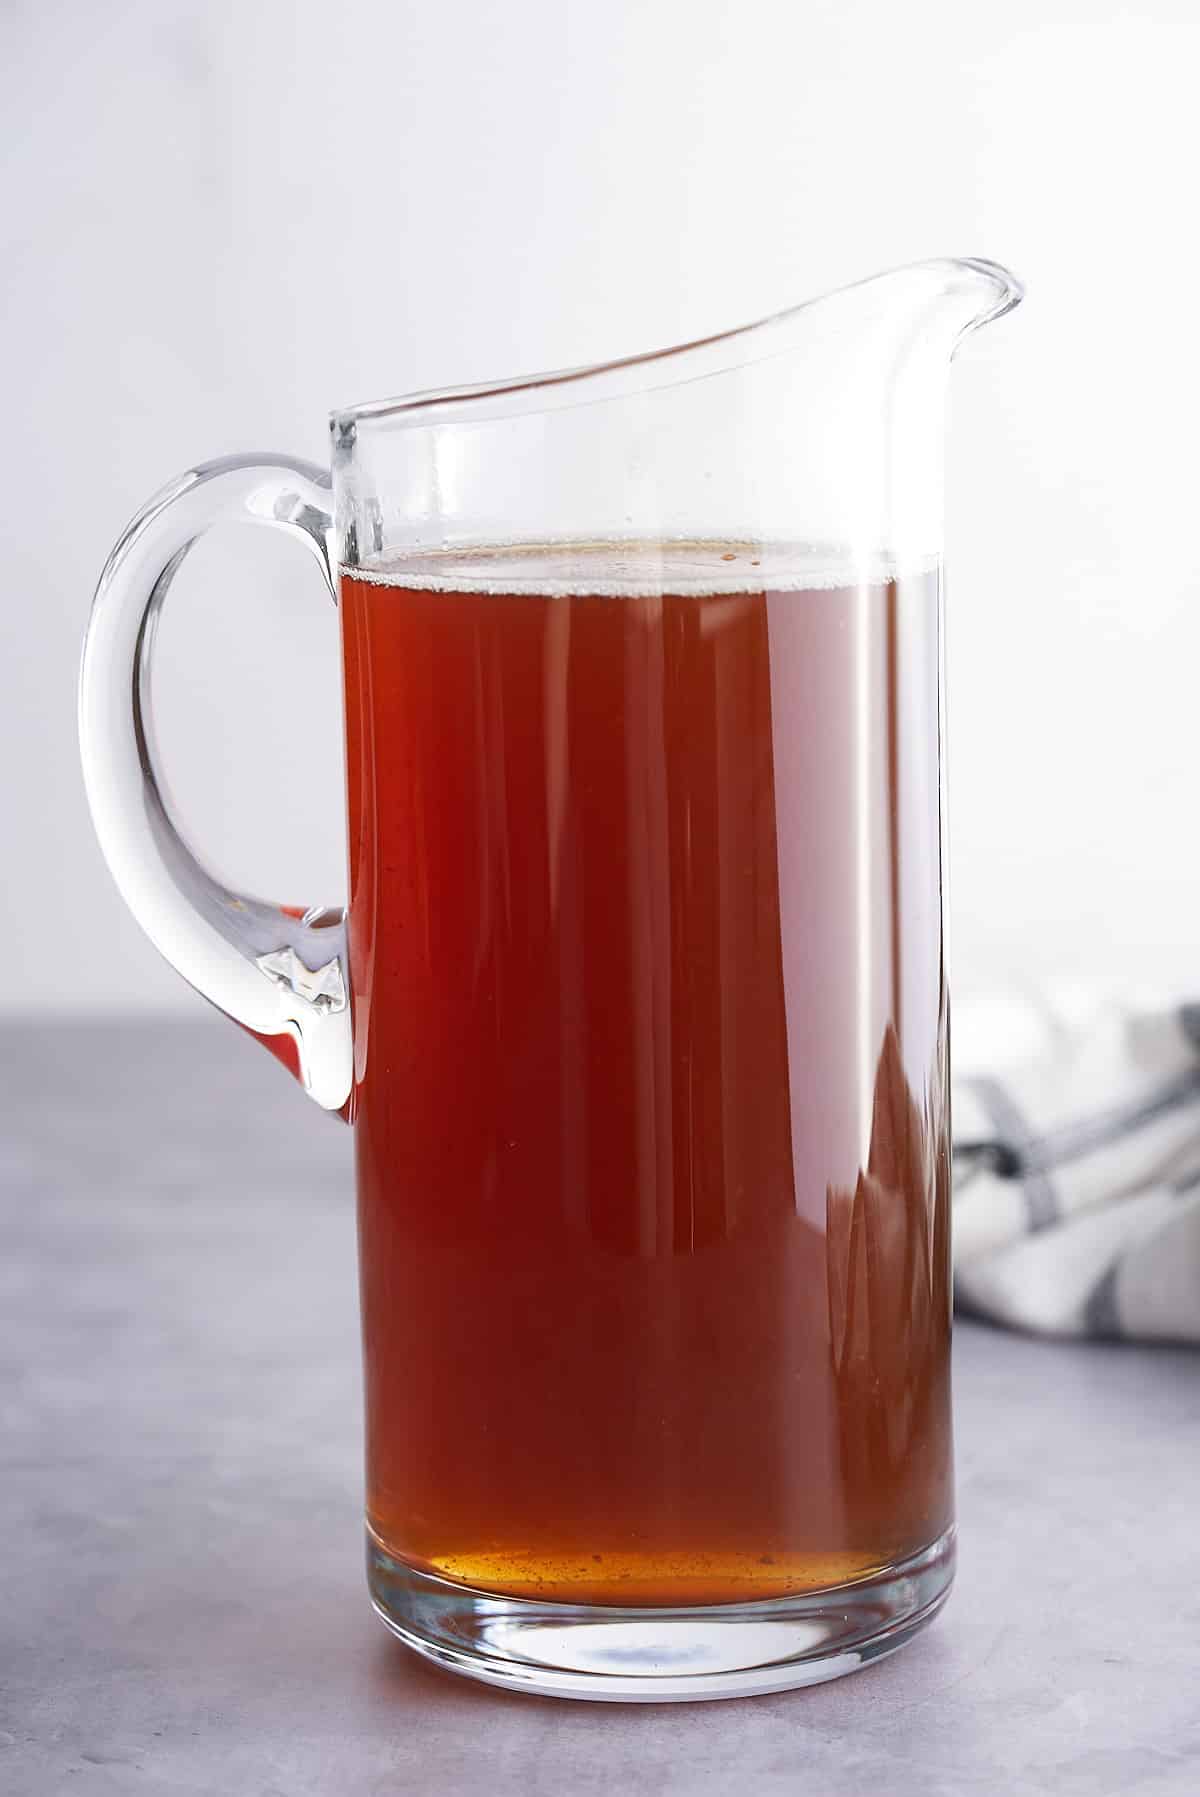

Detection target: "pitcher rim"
[331, 256, 1023, 435]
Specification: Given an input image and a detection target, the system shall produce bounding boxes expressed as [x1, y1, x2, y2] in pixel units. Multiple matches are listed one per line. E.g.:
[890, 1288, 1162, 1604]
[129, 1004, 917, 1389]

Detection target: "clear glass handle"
[78, 454, 352, 1113]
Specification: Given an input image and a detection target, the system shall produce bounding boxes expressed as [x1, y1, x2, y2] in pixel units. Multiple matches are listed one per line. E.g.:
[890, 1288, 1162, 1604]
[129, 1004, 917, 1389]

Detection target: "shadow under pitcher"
[79, 259, 1022, 1701]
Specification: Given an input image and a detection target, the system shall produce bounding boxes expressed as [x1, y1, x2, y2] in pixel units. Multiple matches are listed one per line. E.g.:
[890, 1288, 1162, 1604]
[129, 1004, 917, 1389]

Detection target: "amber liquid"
[341, 542, 952, 1607]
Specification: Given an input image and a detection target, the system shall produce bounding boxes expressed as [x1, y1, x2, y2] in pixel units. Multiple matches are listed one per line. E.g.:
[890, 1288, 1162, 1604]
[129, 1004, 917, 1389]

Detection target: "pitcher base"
[366, 1525, 955, 1703]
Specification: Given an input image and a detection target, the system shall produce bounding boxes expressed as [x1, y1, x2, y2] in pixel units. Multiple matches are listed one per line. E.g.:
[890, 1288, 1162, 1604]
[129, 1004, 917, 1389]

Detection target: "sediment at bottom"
[367, 1524, 956, 1703]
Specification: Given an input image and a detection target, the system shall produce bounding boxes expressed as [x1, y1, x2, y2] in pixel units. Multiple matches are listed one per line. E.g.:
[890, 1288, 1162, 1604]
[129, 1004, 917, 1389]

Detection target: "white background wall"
[3, 0, 1198, 1015]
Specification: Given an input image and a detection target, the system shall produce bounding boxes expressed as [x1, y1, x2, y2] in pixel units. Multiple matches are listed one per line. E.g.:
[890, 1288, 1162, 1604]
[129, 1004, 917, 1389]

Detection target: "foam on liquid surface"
[344, 540, 929, 598]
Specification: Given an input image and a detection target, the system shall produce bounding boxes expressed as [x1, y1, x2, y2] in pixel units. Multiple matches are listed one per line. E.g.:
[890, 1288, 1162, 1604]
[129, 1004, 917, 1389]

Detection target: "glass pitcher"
[79, 258, 1022, 1702]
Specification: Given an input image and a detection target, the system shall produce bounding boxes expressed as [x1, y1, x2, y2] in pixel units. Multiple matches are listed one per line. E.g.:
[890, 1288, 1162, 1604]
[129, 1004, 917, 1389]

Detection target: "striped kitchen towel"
[952, 985, 1200, 1343]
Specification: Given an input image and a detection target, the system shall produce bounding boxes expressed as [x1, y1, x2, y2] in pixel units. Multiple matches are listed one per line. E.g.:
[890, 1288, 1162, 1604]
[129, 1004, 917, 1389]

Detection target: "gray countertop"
[3, 1018, 1197, 1796]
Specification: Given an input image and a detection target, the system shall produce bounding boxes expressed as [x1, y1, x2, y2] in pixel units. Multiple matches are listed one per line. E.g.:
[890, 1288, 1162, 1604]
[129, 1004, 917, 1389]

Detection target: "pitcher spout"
[951, 256, 1025, 333]
[905, 256, 1025, 352]
[730, 255, 1024, 366]
[775, 255, 1024, 366]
